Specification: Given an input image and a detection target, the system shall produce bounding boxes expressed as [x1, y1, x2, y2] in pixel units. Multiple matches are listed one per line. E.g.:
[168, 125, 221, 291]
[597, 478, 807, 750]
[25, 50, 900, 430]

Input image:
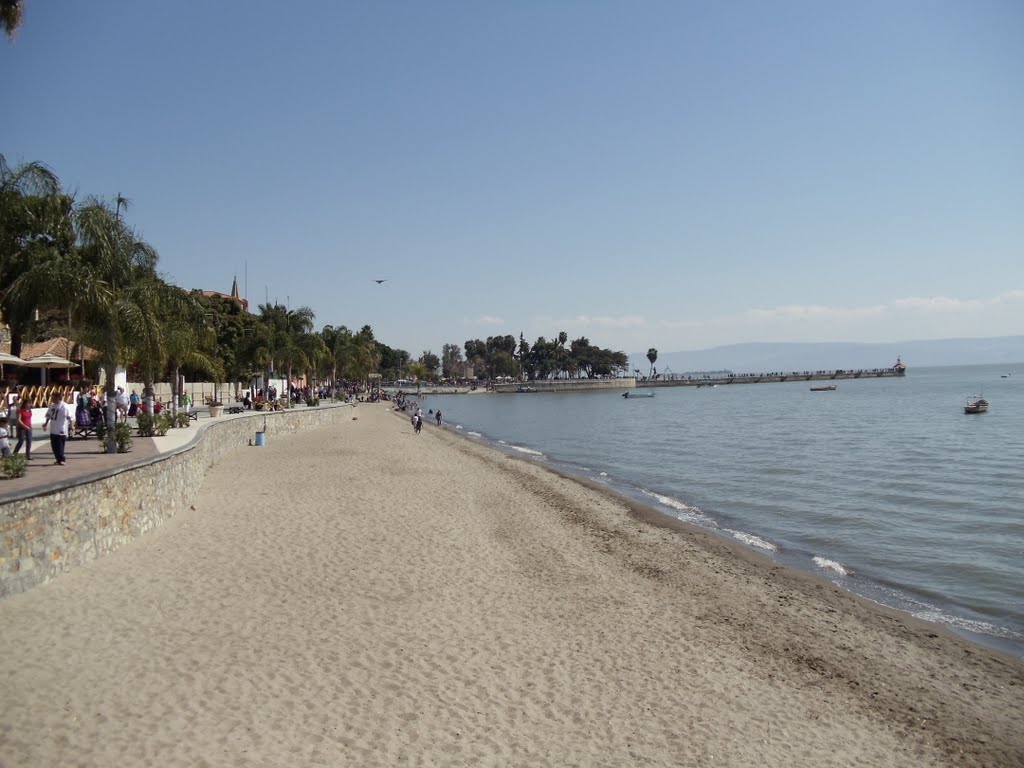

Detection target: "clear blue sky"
[4, 1, 1022, 357]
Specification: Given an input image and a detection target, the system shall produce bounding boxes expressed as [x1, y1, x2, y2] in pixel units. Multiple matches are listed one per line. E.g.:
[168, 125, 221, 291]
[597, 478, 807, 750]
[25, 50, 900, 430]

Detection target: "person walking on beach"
[43, 392, 71, 465]
[13, 396, 33, 460]
[435, 409, 442, 426]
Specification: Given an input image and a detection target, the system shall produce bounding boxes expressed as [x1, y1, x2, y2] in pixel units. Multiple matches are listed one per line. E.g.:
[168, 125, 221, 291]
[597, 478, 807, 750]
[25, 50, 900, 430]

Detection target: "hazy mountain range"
[629, 336, 1024, 375]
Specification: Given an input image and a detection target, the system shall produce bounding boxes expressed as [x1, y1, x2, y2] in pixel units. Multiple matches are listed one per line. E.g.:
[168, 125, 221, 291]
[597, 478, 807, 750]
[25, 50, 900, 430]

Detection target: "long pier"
[637, 365, 906, 389]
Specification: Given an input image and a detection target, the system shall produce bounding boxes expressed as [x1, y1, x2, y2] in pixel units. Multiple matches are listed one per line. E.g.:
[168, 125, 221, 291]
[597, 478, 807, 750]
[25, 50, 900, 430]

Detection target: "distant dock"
[637, 360, 907, 389]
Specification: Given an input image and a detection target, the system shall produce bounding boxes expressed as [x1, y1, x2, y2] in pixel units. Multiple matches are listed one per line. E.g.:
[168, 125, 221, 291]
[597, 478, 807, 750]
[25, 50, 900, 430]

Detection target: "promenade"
[0, 408, 244, 500]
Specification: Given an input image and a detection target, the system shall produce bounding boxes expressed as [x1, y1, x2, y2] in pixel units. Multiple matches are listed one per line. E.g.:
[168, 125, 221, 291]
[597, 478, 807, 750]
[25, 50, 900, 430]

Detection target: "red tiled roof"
[20, 337, 100, 361]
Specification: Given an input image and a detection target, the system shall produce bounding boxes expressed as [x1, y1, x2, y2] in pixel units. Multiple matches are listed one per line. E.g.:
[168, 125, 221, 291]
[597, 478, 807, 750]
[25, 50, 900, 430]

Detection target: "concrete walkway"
[0, 406, 281, 500]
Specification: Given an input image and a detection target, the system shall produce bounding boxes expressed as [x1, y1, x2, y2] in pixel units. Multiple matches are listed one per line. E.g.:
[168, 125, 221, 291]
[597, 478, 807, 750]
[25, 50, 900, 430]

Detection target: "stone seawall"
[491, 378, 635, 393]
[0, 404, 356, 598]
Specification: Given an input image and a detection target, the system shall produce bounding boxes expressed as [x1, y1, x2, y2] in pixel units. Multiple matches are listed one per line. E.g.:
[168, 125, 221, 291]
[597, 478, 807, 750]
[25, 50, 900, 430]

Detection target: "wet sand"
[0, 403, 1021, 766]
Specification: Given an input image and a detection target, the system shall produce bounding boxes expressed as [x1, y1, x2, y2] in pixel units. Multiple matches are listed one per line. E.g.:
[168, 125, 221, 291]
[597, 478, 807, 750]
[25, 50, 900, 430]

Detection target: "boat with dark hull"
[964, 396, 989, 414]
[810, 385, 837, 392]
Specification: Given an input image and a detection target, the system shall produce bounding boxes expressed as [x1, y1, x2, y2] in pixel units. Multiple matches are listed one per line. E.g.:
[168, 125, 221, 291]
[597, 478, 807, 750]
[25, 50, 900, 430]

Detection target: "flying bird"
[374, 279, 387, 284]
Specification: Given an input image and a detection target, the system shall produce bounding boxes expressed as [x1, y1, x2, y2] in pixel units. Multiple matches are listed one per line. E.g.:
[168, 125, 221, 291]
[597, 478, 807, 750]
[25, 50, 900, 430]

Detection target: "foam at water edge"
[726, 529, 778, 552]
[467, 431, 481, 437]
[910, 610, 1024, 641]
[509, 445, 545, 457]
[641, 489, 699, 513]
[813, 556, 851, 576]
[455, 425, 463, 430]
[640, 489, 708, 524]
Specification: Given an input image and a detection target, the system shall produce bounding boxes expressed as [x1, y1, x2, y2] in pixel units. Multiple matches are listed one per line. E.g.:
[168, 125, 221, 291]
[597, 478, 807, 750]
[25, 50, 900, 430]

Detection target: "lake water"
[419, 364, 1024, 657]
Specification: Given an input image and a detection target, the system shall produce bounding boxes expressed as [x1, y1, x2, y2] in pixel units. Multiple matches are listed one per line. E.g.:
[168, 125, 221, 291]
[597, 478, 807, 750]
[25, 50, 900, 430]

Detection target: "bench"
[72, 421, 99, 440]
[227, 405, 244, 414]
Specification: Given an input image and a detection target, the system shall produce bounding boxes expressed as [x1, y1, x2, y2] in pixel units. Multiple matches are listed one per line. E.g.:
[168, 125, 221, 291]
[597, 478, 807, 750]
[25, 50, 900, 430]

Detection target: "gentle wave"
[466, 431, 481, 437]
[641, 489, 700, 514]
[726, 529, 778, 552]
[911, 610, 1024, 642]
[813, 556, 852, 576]
[508, 445, 545, 457]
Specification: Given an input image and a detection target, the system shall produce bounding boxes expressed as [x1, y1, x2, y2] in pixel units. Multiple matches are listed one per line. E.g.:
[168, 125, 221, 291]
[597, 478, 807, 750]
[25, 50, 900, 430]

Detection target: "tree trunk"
[170, 367, 179, 416]
[104, 362, 117, 454]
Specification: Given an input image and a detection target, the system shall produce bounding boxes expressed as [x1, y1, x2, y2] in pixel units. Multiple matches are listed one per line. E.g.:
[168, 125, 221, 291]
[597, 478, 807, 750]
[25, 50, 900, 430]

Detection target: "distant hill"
[630, 336, 1024, 375]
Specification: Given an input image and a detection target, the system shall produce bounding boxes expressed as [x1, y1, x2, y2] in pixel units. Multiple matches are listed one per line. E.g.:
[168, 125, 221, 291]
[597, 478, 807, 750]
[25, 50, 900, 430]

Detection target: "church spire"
[230, 275, 240, 301]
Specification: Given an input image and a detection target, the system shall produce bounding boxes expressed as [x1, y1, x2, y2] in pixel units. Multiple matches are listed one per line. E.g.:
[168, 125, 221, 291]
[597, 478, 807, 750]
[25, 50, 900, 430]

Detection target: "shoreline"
[416, 395, 1024, 659]
[1, 403, 1021, 766]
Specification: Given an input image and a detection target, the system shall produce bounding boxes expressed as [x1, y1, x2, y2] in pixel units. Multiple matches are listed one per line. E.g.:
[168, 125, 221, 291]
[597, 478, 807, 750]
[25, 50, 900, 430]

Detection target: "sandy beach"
[0, 403, 1021, 767]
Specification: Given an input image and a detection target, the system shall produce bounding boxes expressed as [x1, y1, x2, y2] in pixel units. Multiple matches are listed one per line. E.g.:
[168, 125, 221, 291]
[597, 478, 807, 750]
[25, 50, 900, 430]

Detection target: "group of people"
[2, 391, 35, 461]
[403, 403, 442, 435]
[2, 389, 76, 465]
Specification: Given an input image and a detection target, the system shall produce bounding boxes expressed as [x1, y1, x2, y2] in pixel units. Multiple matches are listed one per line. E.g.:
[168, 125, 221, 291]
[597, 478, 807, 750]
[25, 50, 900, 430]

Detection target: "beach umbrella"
[20, 352, 79, 385]
[0, 351, 27, 380]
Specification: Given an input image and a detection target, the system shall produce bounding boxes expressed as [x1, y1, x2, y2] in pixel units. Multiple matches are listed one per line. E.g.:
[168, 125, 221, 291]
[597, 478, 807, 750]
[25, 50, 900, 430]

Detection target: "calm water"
[420, 364, 1024, 656]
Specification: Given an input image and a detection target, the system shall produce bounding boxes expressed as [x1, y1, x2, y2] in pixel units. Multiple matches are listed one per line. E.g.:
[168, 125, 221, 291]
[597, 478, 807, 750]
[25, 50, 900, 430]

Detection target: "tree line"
[2, 154, 635, 442]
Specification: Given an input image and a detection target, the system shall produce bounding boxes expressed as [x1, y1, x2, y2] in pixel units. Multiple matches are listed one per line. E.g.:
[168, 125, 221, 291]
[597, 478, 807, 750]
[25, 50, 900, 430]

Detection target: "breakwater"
[492, 378, 636, 393]
[638, 366, 906, 388]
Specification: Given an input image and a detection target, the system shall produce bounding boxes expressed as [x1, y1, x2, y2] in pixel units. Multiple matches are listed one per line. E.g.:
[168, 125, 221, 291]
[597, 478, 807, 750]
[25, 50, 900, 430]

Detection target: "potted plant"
[207, 399, 224, 418]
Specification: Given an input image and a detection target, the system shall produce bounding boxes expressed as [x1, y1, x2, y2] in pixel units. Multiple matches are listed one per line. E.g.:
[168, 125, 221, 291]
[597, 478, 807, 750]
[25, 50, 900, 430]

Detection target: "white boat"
[622, 391, 655, 398]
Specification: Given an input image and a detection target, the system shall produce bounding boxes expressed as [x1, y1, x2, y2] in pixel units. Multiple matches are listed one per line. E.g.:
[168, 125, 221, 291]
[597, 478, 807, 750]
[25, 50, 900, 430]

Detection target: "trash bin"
[254, 432, 266, 446]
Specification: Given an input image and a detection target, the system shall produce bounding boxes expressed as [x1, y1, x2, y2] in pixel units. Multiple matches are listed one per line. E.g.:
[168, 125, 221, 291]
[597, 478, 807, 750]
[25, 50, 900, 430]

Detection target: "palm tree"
[1, 0, 24, 40]
[255, 303, 317, 406]
[647, 348, 658, 378]
[0, 154, 69, 356]
[9, 196, 159, 452]
[137, 284, 221, 415]
[349, 325, 381, 381]
[320, 324, 353, 390]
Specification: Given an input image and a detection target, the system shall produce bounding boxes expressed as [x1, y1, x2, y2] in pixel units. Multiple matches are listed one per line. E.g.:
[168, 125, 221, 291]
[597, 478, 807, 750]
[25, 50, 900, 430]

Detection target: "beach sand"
[0, 403, 1021, 766]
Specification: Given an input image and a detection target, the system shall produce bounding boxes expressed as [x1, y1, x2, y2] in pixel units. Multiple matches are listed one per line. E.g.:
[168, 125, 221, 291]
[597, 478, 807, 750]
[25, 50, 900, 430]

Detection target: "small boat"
[964, 396, 989, 414]
[622, 391, 655, 398]
[809, 385, 837, 392]
[1002, 373, 1011, 378]
[516, 386, 536, 393]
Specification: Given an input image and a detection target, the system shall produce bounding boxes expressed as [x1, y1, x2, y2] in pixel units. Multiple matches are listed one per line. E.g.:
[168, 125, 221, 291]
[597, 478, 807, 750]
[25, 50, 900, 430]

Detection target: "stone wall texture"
[0, 404, 355, 598]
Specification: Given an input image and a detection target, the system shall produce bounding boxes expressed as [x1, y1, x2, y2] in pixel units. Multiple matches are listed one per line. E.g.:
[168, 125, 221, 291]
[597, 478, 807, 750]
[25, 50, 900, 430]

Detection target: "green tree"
[1, 0, 24, 39]
[350, 324, 382, 380]
[0, 154, 70, 356]
[9, 196, 162, 451]
[320, 324, 353, 386]
[441, 342, 463, 379]
[419, 350, 440, 378]
[647, 348, 658, 377]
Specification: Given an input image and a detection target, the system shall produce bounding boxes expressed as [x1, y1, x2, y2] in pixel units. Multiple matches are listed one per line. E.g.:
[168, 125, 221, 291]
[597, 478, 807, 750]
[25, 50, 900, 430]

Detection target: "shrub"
[1, 453, 28, 479]
[136, 413, 157, 437]
[173, 412, 191, 429]
[305, 397, 320, 407]
[114, 422, 133, 453]
[155, 413, 172, 436]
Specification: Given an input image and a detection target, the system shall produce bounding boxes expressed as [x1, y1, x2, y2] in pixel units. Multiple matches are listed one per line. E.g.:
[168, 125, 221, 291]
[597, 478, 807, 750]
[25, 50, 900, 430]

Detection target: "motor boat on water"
[809, 385, 837, 391]
[964, 396, 989, 414]
[622, 391, 655, 398]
